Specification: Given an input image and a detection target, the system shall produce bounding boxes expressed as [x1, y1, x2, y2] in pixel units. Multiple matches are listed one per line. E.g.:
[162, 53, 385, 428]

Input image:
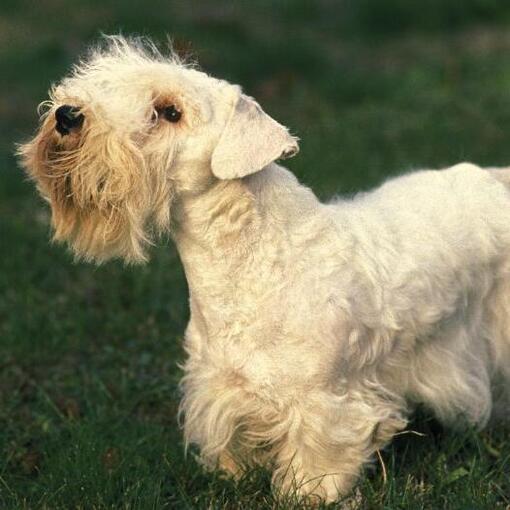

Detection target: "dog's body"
[19, 37, 510, 503]
[179, 161, 510, 499]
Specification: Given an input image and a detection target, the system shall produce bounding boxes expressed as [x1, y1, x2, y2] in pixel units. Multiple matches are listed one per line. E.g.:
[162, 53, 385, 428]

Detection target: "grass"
[1, 1, 510, 508]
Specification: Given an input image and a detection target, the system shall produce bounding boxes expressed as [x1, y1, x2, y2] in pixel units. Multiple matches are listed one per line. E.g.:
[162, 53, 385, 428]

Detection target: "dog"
[18, 36, 510, 504]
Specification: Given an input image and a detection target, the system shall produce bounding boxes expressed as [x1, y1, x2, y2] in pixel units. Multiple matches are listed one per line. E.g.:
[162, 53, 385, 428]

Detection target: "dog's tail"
[487, 167, 510, 187]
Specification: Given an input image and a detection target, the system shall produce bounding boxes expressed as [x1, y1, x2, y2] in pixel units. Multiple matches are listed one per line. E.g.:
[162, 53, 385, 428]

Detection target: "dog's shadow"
[358, 406, 508, 509]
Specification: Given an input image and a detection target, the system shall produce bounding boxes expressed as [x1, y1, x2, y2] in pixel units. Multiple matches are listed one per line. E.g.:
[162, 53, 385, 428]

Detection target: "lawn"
[1, 1, 510, 508]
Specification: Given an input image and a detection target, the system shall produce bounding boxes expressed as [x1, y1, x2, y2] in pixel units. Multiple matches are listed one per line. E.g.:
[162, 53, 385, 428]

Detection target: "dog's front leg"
[271, 391, 407, 504]
[217, 449, 243, 478]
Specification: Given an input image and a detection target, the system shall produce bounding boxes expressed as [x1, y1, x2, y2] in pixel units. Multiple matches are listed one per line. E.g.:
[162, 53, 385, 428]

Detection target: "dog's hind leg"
[406, 317, 493, 427]
[483, 166, 510, 419]
[485, 273, 510, 421]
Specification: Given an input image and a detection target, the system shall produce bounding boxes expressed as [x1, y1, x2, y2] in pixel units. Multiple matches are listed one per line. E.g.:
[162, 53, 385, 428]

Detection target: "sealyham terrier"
[18, 36, 510, 504]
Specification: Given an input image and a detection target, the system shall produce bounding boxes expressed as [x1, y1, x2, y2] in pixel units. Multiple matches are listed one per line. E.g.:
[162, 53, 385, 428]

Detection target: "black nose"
[55, 105, 84, 136]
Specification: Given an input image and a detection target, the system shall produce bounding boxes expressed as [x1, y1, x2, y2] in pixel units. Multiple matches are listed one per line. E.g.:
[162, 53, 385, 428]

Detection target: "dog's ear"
[211, 94, 299, 180]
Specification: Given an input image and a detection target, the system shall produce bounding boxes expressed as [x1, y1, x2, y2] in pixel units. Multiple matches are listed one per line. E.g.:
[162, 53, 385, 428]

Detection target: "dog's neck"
[172, 163, 320, 330]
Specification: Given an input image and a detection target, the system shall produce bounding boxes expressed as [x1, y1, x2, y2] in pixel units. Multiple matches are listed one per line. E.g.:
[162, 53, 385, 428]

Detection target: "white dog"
[18, 36, 510, 504]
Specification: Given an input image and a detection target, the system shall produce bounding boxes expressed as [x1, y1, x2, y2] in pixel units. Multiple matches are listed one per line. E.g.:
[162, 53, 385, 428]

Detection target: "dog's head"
[18, 36, 298, 263]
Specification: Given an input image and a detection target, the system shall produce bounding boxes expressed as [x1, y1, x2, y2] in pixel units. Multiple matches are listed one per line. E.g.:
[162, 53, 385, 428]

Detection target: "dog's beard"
[18, 115, 173, 264]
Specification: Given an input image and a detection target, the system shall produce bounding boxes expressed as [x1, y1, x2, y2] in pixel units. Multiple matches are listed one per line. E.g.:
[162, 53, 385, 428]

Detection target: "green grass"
[1, 1, 510, 508]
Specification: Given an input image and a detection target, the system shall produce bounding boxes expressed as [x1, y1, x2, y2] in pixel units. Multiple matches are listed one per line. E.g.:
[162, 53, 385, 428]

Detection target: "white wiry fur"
[18, 36, 510, 504]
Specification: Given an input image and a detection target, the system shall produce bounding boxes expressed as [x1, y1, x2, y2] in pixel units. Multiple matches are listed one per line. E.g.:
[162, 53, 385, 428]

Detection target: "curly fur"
[18, 36, 510, 504]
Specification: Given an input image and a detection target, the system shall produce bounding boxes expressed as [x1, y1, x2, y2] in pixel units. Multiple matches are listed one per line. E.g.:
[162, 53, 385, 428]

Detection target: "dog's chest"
[184, 312, 339, 405]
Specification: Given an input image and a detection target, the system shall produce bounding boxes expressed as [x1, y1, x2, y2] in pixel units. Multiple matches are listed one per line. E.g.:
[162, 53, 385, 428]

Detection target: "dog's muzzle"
[55, 105, 84, 136]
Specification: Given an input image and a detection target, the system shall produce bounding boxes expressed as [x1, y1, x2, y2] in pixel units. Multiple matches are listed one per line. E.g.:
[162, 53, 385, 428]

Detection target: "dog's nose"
[55, 105, 84, 136]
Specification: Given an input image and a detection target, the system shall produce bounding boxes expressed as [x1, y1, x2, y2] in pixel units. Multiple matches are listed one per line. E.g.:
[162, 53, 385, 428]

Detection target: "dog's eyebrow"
[153, 93, 181, 108]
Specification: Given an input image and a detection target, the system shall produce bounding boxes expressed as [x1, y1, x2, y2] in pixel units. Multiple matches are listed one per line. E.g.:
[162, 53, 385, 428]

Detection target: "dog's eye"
[162, 105, 182, 123]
